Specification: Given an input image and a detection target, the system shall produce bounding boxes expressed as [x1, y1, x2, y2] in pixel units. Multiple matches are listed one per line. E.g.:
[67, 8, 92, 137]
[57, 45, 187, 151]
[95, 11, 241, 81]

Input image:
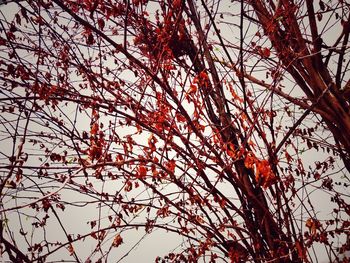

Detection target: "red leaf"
[261, 47, 270, 58]
[97, 18, 105, 30]
[90, 220, 97, 229]
[68, 244, 74, 256]
[90, 122, 99, 135]
[112, 234, 123, 247]
[137, 165, 147, 179]
[166, 160, 176, 174]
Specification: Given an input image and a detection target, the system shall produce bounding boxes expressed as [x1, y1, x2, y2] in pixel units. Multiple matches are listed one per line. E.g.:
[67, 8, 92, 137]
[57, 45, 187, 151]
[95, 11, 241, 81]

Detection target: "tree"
[0, 0, 349, 262]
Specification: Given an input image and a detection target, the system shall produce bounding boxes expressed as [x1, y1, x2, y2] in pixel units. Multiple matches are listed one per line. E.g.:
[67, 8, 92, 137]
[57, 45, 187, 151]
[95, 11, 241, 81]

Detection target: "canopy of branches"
[0, 0, 349, 262]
